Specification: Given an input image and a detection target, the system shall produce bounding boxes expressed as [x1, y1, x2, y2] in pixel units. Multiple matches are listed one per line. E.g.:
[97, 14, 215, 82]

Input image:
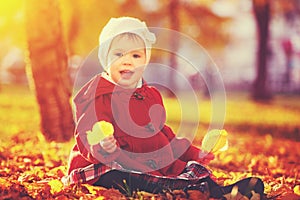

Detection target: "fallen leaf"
[48, 179, 64, 195]
[187, 190, 209, 200]
[293, 185, 300, 196]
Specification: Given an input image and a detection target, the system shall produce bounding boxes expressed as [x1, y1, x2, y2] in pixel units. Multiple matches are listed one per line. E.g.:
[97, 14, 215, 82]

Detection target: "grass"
[162, 90, 300, 142]
[1, 84, 299, 141]
[0, 84, 40, 139]
[0, 84, 74, 167]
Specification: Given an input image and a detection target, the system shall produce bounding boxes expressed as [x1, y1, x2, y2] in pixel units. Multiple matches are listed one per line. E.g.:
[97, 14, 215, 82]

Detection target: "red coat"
[67, 74, 202, 182]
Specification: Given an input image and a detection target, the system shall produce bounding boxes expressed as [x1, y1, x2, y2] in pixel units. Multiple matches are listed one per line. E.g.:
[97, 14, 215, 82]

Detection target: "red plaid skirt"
[62, 161, 211, 190]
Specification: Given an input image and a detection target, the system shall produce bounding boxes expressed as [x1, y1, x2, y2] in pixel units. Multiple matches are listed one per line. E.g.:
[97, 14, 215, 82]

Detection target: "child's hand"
[201, 129, 228, 153]
[86, 121, 114, 146]
[100, 135, 117, 153]
[198, 151, 215, 165]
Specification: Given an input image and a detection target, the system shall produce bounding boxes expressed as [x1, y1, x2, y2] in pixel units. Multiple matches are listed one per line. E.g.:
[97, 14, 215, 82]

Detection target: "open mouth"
[120, 70, 134, 79]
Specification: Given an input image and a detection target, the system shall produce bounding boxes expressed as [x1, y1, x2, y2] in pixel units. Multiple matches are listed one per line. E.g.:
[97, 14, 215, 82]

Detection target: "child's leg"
[94, 170, 208, 194]
[184, 176, 264, 199]
[209, 177, 264, 199]
[94, 171, 219, 195]
[93, 170, 164, 194]
[94, 170, 264, 199]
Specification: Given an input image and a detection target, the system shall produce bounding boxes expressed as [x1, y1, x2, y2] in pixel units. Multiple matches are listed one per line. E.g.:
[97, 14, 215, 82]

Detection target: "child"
[64, 17, 264, 199]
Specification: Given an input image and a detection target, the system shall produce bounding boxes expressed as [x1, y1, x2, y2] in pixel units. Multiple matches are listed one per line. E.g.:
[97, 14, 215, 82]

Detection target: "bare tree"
[252, 0, 272, 100]
[25, 0, 74, 142]
[168, 0, 180, 95]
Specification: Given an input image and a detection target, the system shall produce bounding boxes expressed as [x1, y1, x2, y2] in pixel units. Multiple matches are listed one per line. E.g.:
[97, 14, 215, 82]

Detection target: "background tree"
[274, 0, 300, 92]
[168, 0, 180, 95]
[25, 0, 74, 142]
[252, 0, 272, 100]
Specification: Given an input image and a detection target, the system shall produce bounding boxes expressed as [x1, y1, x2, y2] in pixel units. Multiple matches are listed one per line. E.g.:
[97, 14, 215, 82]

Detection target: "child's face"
[108, 34, 146, 89]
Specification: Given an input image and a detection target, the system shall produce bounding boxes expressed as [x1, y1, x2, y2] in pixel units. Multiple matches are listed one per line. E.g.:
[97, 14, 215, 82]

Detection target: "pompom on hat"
[98, 17, 156, 69]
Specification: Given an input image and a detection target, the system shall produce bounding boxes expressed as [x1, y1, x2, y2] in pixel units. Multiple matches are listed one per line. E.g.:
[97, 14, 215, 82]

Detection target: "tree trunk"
[25, 0, 74, 142]
[252, 0, 272, 100]
[168, 0, 180, 96]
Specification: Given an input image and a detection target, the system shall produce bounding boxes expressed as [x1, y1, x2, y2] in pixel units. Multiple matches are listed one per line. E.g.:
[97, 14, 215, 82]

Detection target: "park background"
[0, 0, 299, 199]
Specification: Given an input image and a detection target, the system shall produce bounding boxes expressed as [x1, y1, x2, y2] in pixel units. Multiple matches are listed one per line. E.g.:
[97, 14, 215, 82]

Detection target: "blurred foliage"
[0, 0, 299, 58]
[1, 0, 300, 87]
[0, 0, 231, 61]
[59, 0, 119, 55]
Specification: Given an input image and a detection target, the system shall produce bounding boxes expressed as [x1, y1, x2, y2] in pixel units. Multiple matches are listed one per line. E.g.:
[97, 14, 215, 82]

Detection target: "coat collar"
[73, 73, 148, 110]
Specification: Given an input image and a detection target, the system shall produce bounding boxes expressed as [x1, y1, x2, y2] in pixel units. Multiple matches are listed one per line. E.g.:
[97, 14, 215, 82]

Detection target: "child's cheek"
[111, 72, 121, 83]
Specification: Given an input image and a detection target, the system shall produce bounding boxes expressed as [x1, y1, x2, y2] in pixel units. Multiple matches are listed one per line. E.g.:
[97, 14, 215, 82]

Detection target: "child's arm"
[161, 125, 199, 160]
[151, 87, 214, 164]
[74, 100, 163, 172]
[75, 123, 120, 165]
[161, 124, 214, 164]
[74, 96, 121, 164]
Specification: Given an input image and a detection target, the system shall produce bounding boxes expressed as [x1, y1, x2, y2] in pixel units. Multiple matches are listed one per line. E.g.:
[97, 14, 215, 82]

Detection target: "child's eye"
[114, 53, 123, 57]
[133, 54, 141, 58]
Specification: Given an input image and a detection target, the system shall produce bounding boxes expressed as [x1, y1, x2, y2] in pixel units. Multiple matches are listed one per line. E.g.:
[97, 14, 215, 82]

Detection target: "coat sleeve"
[74, 95, 120, 164]
[74, 94, 161, 174]
[161, 125, 202, 162]
[150, 87, 202, 162]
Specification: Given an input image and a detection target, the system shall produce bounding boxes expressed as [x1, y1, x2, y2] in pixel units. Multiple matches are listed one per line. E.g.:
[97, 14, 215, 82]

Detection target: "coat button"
[145, 123, 155, 132]
[146, 159, 158, 170]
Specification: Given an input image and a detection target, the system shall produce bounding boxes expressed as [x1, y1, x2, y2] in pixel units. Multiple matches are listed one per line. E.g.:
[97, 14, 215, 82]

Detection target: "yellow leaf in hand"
[86, 121, 114, 145]
[94, 121, 114, 137]
[201, 129, 228, 153]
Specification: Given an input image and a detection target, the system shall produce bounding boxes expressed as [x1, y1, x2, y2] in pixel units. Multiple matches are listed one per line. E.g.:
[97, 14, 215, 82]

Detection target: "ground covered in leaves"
[0, 85, 299, 199]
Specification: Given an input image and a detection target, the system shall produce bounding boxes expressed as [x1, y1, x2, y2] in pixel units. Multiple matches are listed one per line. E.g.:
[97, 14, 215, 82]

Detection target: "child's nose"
[121, 53, 132, 65]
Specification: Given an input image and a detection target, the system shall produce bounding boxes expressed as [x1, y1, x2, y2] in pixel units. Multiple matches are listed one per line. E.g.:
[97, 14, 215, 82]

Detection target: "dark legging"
[93, 170, 264, 199]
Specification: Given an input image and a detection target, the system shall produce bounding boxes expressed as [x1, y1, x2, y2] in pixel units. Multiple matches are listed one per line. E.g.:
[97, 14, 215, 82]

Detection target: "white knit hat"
[98, 17, 156, 69]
